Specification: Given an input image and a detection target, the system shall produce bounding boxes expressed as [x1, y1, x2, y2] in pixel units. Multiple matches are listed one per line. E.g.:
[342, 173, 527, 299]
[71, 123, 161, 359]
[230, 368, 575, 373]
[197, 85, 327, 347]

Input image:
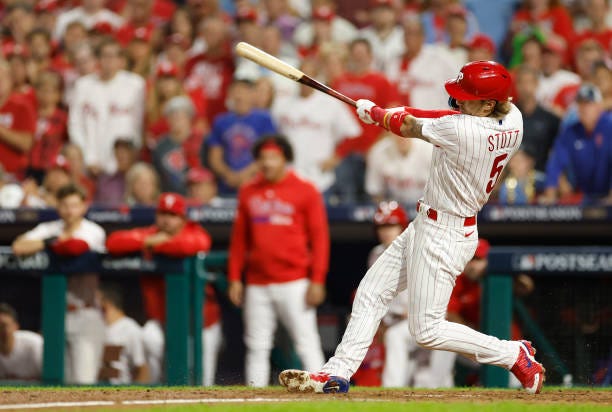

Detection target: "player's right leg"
[243, 284, 277, 386]
[406, 217, 544, 394]
[279, 225, 414, 393]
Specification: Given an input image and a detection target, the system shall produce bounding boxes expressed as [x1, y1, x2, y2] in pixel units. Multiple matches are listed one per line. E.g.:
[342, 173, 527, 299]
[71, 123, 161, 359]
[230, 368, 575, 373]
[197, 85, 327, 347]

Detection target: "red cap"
[131, 26, 153, 43]
[543, 38, 566, 55]
[468, 34, 496, 55]
[446, 4, 467, 19]
[369, 0, 394, 8]
[235, 5, 258, 22]
[374, 201, 409, 229]
[2, 43, 29, 58]
[187, 167, 215, 184]
[312, 5, 335, 21]
[35, 0, 59, 13]
[156, 61, 179, 78]
[157, 192, 187, 217]
[50, 155, 70, 172]
[166, 33, 190, 50]
[91, 21, 115, 35]
[474, 238, 490, 259]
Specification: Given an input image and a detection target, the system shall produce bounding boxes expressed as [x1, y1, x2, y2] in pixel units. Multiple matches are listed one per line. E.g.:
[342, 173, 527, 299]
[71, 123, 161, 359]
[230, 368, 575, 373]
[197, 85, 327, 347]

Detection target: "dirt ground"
[1, 387, 611, 407]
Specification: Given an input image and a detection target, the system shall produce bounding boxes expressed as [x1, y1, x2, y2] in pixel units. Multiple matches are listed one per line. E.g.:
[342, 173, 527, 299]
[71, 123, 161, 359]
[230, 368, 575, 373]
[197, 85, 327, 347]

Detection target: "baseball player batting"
[279, 60, 545, 394]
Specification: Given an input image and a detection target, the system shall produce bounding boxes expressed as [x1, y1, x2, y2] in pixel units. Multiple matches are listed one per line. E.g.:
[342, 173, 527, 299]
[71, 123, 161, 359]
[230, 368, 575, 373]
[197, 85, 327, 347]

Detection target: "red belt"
[417, 202, 476, 227]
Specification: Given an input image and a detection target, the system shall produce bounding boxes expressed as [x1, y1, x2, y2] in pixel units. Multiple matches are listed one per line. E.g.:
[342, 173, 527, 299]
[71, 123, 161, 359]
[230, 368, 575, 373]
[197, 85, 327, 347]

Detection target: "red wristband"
[370, 106, 387, 125]
[387, 111, 409, 136]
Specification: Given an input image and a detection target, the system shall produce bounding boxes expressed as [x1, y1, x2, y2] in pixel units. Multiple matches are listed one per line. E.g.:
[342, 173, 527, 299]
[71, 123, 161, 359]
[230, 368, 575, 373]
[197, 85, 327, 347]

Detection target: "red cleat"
[510, 340, 545, 394]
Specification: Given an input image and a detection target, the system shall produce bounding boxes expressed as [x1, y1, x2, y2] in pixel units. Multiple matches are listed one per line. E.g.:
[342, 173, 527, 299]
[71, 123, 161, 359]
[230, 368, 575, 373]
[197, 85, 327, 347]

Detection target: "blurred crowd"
[0, 0, 608, 209]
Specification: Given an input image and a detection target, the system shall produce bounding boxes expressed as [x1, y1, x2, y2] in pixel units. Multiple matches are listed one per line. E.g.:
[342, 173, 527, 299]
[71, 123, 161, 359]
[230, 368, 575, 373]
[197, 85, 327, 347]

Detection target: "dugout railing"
[0, 247, 228, 386]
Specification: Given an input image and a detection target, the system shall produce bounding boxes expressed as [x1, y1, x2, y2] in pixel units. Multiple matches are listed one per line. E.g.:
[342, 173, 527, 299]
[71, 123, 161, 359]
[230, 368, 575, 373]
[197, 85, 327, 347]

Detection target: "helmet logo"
[456, 72, 464, 82]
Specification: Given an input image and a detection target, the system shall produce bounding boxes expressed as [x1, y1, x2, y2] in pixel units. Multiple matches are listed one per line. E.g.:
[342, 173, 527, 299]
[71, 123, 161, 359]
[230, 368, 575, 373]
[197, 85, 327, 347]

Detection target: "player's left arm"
[358, 101, 455, 143]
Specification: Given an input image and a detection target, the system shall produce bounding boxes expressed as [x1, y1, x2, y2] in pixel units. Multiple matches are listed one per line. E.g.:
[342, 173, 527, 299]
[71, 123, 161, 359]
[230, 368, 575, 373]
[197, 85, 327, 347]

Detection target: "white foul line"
[0, 397, 303, 410]
[122, 397, 299, 405]
[0, 401, 115, 410]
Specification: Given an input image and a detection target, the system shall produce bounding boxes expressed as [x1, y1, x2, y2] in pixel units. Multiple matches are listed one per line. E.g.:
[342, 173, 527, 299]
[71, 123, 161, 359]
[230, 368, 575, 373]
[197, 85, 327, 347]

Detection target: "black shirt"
[520, 104, 560, 173]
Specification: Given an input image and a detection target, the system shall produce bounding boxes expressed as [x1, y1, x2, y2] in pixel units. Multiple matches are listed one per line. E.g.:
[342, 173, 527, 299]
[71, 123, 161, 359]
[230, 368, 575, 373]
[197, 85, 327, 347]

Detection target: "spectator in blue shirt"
[206, 79, 277, 195]
[542, 84, 612, 205]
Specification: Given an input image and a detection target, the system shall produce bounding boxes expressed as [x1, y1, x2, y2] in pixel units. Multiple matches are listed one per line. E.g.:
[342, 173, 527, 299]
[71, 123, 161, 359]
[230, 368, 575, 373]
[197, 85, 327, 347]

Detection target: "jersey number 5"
[486, 153, 509, 194]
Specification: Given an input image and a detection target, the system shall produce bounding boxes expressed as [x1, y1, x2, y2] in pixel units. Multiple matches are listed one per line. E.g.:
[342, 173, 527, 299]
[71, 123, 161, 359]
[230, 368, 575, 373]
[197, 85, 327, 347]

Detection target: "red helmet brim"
[444, 79, 481, 101]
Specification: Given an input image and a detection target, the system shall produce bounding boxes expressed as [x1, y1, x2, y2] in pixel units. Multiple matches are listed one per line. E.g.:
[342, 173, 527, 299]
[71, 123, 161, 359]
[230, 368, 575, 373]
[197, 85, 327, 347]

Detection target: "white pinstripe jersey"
[420, 103, 523, 217]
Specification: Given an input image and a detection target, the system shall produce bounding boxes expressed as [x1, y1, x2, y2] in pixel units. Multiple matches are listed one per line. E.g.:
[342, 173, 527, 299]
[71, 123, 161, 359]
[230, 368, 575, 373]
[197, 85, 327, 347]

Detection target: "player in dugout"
[12, 183, 106, 384]
[105, 192, 222, 386]
[280, 60, 545, 395]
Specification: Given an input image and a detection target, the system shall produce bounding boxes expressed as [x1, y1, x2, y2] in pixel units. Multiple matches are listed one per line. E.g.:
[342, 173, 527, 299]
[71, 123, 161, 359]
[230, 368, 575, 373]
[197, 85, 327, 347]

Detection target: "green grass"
[1, 386, 610, 412]
[88, 403, 610, 412]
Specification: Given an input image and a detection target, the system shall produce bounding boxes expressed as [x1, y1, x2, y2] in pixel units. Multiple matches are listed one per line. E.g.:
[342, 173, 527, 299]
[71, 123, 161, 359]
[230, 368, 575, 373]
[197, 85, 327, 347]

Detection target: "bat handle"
[299, 76, 357, 107]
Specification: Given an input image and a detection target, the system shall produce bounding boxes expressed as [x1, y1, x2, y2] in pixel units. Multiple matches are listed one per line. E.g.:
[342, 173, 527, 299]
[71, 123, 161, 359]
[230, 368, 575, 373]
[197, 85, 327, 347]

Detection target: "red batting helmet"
[374, 201, 409, 229]
[445, 60, 512, 101]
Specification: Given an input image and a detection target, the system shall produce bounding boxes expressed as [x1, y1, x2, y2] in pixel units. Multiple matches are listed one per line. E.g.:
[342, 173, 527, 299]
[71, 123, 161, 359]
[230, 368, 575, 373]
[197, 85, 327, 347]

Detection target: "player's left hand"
[305, 282, 326, 307]
[356, 99, 377, 125]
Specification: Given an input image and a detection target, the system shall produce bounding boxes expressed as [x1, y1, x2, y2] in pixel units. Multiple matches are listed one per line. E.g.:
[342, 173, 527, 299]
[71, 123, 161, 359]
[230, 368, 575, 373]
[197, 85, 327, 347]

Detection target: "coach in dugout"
[105, 192, 222, 386]
[12, 183, 106, 384]
[228, 134, 329, 386]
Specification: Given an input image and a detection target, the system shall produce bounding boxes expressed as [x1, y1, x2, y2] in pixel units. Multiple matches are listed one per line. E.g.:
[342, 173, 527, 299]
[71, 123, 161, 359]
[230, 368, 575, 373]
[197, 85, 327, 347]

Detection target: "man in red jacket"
[228, 134, 329, 386]
[105, 192, 222, 386]
[12, 183, 106, 384]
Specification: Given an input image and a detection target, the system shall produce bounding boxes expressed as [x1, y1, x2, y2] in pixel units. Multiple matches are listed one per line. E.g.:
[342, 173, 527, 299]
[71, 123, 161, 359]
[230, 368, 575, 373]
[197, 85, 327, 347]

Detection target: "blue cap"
[575, 83, 602, 103]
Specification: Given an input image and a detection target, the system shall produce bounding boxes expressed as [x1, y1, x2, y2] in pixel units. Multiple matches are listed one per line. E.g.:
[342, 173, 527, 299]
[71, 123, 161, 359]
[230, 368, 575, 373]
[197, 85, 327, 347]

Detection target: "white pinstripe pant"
[321, 212, 520, 379]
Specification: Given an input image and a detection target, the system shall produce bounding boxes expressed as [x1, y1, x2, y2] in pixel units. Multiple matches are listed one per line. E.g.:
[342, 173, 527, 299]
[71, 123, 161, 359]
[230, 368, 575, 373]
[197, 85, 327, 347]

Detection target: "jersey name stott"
[488, 130, 521, 152]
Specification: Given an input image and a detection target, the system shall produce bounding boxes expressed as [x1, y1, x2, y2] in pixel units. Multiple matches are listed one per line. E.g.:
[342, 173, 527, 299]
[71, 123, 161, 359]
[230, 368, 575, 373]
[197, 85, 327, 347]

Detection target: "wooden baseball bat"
[235, 42, 356, 107]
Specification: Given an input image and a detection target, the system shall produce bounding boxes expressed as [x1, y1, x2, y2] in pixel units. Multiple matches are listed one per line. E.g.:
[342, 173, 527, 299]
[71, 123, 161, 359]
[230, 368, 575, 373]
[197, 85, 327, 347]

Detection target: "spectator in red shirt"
[574, 0, 612, 56]
[158, 33, 191, 78]
[106, 192, 221, 386]
[4, 44, 37, 108]
[28, 70, 68, 184]
[115, 0, 160, 47]
[331, 38, 399, 202]
[184, 17, 234, 124]
[228, 135, 329, 387]
[0, 60, 36, 179]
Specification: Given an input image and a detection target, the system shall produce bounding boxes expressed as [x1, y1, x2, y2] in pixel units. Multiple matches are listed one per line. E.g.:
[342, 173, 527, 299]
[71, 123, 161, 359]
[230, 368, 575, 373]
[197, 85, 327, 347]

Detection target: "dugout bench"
[0, 247, 228, 386]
